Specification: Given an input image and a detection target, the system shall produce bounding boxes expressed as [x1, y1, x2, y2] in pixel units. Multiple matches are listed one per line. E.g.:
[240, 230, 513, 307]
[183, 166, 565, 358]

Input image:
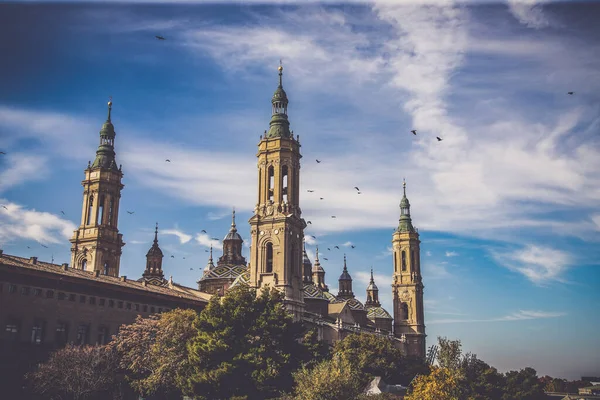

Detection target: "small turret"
[365, 268, 380, 307]
[91, 98, 119, 171]
[302, 239, 313, 283]
[265, 61, 292, 139]
[143, 223, 164, 280]
[337, 254, 354, 299]
[397, 180, 415, 233]
[312, 246, 328, 292]
[218, 208, 246, 267]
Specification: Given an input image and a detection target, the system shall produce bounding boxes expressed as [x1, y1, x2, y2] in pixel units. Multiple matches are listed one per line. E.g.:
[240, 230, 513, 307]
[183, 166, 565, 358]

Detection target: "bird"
[201, 230, 207, 233]
[127, 211, 134, 214]
[436, 137, 443, 141]
[323, 257, 329, 261]
[27, 246, 31, 249]
[327, 248, 331, 251]
[331, 216, 336, 218]
[189, 268, 193, 271]
[311, 235, 316, 239]
[170, 255, 175, 258]
[60, 211, 65, 215]
[40, 244, 48, 248]
[354, 187, 360, 191]
[211, 237, 219, 241]
[306, 221, 312, 225]
[411, 130, 417, 135]
[205, 250, 209, 252]
[307, 190, 314, 193]
[155, 35, 166, 40]
[357, 192, 361, 195]
[319, 197, 324, 200]
[316, 159, 321, 163]
[183, 257, 186, 260]
[351, 245, 355, 249]
[334, 246, 340, 249]
[165, 159, 171, 163]
[567, 91, 574, 95]
[0, 151, 5, 154]
[1, 205, 7, 210]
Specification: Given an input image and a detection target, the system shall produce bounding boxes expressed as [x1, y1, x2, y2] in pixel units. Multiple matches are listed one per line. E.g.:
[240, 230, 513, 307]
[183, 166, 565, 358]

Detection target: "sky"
[1, 0, 599, 380]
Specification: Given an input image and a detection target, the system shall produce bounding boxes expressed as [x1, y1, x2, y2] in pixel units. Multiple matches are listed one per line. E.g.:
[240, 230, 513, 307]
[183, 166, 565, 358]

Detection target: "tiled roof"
[199, 264, 247, 281]
[0, 253, 211, 303]
[323, 290, 344, 303]
[366, 306, 393, 320]
[303, 283, 328, 300]
[230, 269, 251, 288]
[345, 297, 366, 311]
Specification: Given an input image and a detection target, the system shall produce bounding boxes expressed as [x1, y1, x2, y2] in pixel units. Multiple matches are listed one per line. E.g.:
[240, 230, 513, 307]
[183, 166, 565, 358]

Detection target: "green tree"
[300, 328, 331, 369]
[180, 286, 306, 400]
[436, 336, 463, 371]
[502, 367, 546, 400]
[110, 308, 197, 398]
[404, 366, 462, 400]
[292, 356, 364, 400]
[460, 353, 506, 400]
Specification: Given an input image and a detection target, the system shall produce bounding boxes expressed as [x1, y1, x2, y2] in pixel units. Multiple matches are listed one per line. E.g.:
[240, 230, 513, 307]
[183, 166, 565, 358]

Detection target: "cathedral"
[0, 64, 426, 360]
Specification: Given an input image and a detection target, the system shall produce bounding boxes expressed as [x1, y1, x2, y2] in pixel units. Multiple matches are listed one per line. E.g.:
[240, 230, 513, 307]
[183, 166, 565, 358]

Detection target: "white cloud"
[445, 251, 459, 257]
[207, 211, 231, 221]
[426, 251, 432, 256]
[194, 232, 223, 250]
[428, 309, 566, 324]
[592, 214, 600, 231]
[354, 270, 391, 286]
[342, 241, 354, 247]
[507, 0, 550, 29]
[304, 235, 317, 245]
[162, 229, 193, 244]
[0, 153, 49, 193]
[0, 200, 77, 245]
[424, 263, 451, 280]
[491, 244, 572, 284]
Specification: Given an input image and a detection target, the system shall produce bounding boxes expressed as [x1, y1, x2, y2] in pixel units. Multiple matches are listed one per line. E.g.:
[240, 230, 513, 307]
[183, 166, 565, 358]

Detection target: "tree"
[404, 366, 462, 400]
[299, 328, 331, 370]
[460, 353, 506, 400]
[180, 286, 307, 400]
[292, 356, 364, 400]
[436, 336, 463, 371]
[110, 308, 197, 398]
[502, 367, 546, 400]
[27, 344, 121, 400]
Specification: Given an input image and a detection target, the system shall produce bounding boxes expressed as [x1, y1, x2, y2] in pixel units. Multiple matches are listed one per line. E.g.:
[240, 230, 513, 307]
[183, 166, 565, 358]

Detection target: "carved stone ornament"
[400, 290, 411, 301]
[266, 205, 274, 216]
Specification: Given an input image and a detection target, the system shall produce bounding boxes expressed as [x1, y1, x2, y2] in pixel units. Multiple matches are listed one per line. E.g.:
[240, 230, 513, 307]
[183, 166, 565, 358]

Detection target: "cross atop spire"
[278, 59, 283, 87]
[107, 96, 113, 121]
[231, 207, 236, 230]
[153, 222, 159, 244]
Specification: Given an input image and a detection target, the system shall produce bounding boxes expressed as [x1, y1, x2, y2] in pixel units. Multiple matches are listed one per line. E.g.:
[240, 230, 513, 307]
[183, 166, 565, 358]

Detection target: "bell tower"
[70, 99, 125, 277]
[392, 180, 426, 358]
[249, 62, 306, 318]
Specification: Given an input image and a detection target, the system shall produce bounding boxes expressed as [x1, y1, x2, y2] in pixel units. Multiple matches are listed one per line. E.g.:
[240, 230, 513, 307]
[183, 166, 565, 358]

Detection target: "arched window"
[394, 252, 397, 273]
[108, 197, 114, 226]
[401, 251, 407, 271]
[87, 195, 94, 225]
[81, 259, 87, 270]
[281, 165, 288, 203]
[97, 195, 105, 225]
[103, 262, 109, 276]
[411, 250, 415, 271]
[268, 166, 275, 202]
[401, 303, 409, 320]
[265, 243, 273, 273]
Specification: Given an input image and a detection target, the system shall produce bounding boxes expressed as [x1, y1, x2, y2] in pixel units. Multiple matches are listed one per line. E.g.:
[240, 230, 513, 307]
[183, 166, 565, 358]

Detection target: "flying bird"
[211, 237, 219, 241]
[190, 268, 193, 271]
[411, 130, 417, 135]
[201, 230, 207, 233]
[316, 159, 321, 163]
[27, 246, 31, 249]
[155, 35, 166, 40]
[60, 211, 65, 215]
[323, 257, 329, 261]
[351, 245, 355, 249]
[183, 257, 186, 260]
[1, 205, 7, 210]
[357, 192, 361, 195]
[319, 197, 324, 200]
[127, 211, 134, 214]
[306, 221, 312, 225]
[334, 246, 340, 249]
[0, 151, 5, 154]
[165, 159, 171, 163]
[307, 190, 314, 193]
[331, 216, 336, 218]
[40, 244, 48, 248]
[567, 91, 574, 95]
[436, 137, 443, 141]
[327, 248, 331, 251]
[171, 255, 175, 258]
[311, 235, 316, 239]
[354, 187, 360, 191]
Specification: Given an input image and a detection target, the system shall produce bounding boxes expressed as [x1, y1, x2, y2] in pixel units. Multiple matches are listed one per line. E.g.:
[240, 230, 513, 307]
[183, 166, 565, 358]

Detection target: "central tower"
[249, 64, 306, 318]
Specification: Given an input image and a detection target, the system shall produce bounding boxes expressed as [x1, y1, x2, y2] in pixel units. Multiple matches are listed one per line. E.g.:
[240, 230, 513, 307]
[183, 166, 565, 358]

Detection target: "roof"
[199, 264, 247, 281]
[345, 297, 366, 311]
[323, 290, 343, 303]
[327, 302, 348, 320]
[367, 306, 393, 320]
[0, 253, 211, 303]
[230, 269, 250, 288]
[303, 283, 328, 300]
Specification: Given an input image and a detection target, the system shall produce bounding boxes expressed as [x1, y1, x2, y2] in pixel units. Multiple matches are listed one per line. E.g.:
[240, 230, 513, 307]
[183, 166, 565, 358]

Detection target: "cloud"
[426, 251, 432, 256]
[354, 270, 391, 286]
[162, 229, 193, 244]
[428, 309, 566, 324]
[491, 244, 572, 284]
[0, 153, 49, 193]
[445, 251, 459, 257]
[0, 200, 77, 245]
[507, 0, 550, 29]
[207, 211, 231, 221]
[592, 214, 600, 231]
[342, 241, 353, 247]
[304, 235, 317, 245]
[424, 263, 451, 280]
[194, 232, 223, 250]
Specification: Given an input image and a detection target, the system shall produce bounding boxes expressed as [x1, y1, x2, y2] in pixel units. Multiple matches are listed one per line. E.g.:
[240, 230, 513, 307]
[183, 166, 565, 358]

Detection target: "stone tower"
[142, 223, 165, 285]
[70, 99, 125, 277]
[337, 255, 354, 300]
[392, 181, 426, 357]
[248, 63, 306, 318]
[365, 268, 380, 307]
[311, 246, 328, 292]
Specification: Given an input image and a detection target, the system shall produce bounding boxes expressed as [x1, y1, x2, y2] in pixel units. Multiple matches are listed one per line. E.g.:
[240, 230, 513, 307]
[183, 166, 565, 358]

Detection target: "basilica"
[0, 65, 426, 360]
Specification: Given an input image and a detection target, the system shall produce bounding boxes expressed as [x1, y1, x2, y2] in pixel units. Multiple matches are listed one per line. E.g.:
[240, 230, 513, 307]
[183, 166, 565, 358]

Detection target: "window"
[411, 250, 415, 271]
[143, 305, 148, 312]
[33, 288, 42, 297]
[89, 297, 96, 305]
[55, 322, 69, 346]
[87, 195, 94, 225]
[117, 301, 123, 309]
[97, 195, 105, 225]
[46, 290, 54, 298]
[99, 298, 105, 306]
[108, 198, 114, 226]
[281, 165, 289, 203]
[103, 262, 109, 276]
[5, 320, 19, 342]
[150, 307, 155, 313]
[68, 294, 76, 302]
[58, 292, 66, 300]
[81, 259, 87, 270]
[401, 251, 407, 272]
[126, 302, 131, 310]
[80, 295, 86, 303]
[21, 286, 30, 296]
[96, 326, 109, 345]
[158, 308, 163, 313]
[108, 300, 114, 308]
[8, 284, 16, 294]
[268, 166, 275, 202]
[135, 304, 140, 311]
[265, 243, 273, 273]
[30, 321, 45, 345]
[401, 303, 409, 320]
[76, 324, 88, 345]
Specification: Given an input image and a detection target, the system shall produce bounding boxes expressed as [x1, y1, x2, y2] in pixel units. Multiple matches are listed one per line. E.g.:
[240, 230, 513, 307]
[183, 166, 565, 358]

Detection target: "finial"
[403, 178, 406, 195]
[154, 222, 159, 243]
[343, 254, 347, 270]
[107, 96, 113, 121]
[278, 59, 283, 87]
[231, 207, 236, 228]
[316, 245, 319, 261]
[209, 245, 213, 260]
[370, 267, 374, 281]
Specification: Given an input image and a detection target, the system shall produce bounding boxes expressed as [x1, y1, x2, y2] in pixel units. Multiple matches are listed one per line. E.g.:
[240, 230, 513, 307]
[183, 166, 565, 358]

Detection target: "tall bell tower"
[392, 180, 426, 357]
[249, 63, 306, 318]
[70, 99, 125, 277]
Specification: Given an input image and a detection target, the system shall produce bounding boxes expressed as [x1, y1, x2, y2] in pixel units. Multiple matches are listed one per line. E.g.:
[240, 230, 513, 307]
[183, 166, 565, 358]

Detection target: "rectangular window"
[126, 302, 131, 310]
[30, 321, 45, 345]
[68, 294, 76, 302]
[21, 287, 30, 296]
[76, 324, 88, 345]
[46, 290, 54, 298]
[99, 298, 106, 306]
[96, 326, 109, 345]
[58, 292, 66, 300]
[134, 304, 140, 311]
[150, 307, 155, 313]
[79, 295, 86, 303]
[108, 300, 114, 308]
[117, 301, 123, 309]
[8, 284, 17, 294]
[33, 288, 42, 297]
[5, 321, 19, 342]
[158, 308, 163, 313]
[89, 297, 96, 305]
[55, 322, 69, 346]
[143, 305, 148, 312]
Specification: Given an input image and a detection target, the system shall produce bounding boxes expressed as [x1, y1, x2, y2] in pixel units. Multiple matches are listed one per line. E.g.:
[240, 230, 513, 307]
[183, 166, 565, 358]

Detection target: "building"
[1, 65, 426, 371]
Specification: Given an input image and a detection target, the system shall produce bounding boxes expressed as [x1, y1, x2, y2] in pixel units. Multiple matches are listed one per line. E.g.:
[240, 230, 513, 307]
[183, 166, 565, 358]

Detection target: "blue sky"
[1, 0, 599, 379]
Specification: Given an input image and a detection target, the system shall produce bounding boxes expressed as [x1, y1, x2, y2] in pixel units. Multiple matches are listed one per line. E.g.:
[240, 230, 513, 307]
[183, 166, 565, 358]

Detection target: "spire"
[153, 222, 159, 245]
[398, 179, 415, 233]
[91, 97, 119, 171]
[266, 61, 292, 139]
[204, 245, 215, 272]
[311, 245, 328, 292]
[231, 207, 237, 231]
[146, 223, 163, 258]
[366, 267, 380, 307]
[302, 238, 312, 283]
[338, 254, 352, 281]
[338, 254, 354, 299]
[143, 223, 164, 280]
